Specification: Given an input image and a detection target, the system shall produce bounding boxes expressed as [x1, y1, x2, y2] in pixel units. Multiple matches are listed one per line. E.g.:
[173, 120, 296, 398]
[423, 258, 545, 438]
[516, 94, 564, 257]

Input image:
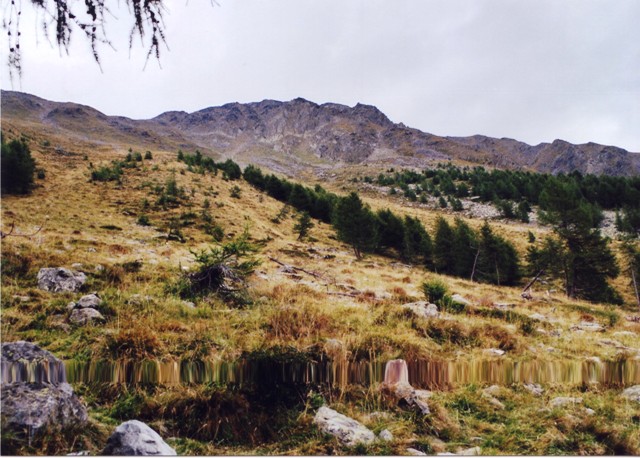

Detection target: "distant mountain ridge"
[2, 90, 639, 176]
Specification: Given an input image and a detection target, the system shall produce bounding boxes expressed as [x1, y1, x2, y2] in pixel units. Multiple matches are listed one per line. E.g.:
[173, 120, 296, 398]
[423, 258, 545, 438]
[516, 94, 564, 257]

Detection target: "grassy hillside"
[1, 133, 640, 455]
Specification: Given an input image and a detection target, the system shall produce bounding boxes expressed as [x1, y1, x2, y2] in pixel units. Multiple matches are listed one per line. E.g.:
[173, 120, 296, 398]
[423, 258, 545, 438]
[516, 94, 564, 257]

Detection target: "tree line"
[241, 162, 521, 286]
[367, 163, 640, 230]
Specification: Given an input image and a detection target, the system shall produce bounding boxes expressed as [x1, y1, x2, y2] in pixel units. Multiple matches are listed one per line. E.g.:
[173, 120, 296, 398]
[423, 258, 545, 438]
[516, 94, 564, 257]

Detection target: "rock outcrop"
[402, 301, 439, 319]
[102, 420, 177, 456]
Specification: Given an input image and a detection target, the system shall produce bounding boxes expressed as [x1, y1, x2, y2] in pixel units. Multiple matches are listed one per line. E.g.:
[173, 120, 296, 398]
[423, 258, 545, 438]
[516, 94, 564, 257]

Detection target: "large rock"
[570, 321, 605, 332]
[1, 342, 87, 433]
[402, 301, 439, 319]
[621, 385, 640, 403]
[313, 406, 376, 446]
[69, 307, 105, 326]
[37, 267, 87, 293]
[102, 420, 177, 456]
[1, 341, 66, 384]
[1, 382, 88, 431]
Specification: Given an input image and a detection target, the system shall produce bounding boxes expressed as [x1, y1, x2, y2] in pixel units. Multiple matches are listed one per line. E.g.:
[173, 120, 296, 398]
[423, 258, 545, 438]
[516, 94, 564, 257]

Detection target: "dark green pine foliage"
[433, 217, 455, 275]
[1, 137, 36, 195]
[475, 222, 520, 286]
[401, 216, 433, 267]
[451, 218, 478, 278]
[376, 208, 405, 254]
[293, 212, 314, 241]
[535, 179, 621, 304]
[332, 192, 379, 259]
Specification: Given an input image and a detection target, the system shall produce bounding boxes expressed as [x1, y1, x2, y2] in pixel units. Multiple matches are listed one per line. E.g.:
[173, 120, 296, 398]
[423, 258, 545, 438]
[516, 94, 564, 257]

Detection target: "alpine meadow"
[2, 1, 640, 456]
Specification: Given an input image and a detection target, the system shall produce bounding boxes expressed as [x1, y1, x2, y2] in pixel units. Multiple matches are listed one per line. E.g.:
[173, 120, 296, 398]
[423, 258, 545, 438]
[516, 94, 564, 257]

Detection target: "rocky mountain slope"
[2, 90, 639, 176]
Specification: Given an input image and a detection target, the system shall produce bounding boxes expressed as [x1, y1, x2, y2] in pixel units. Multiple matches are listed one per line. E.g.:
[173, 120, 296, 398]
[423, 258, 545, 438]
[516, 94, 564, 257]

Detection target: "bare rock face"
[102, 420, 177, 456]
[37, 267, 87, 293]
[1, 342, 87, 434]
[313, 406, 376, 447]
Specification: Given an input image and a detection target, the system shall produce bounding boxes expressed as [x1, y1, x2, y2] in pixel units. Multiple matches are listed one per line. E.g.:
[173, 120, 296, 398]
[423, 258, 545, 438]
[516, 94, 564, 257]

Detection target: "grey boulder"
[37, 268, 87, 293]
[402, 301, 439, 319]
[621, 385, 640, 403]
[102, 420, 177, 456]
[313, 406, 375, 447]
[1, 342, 87, 433]
[69, 307, 105, 326]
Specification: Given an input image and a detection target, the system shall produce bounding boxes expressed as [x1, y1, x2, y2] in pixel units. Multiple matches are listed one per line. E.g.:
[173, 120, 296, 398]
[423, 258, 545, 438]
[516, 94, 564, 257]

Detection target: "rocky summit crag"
[2, 90, 638, 176]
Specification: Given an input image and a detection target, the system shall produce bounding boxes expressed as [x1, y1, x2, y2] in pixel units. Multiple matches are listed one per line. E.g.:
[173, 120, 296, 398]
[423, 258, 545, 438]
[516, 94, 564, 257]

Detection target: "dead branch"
[0, 221, 45, 239]
[268, 256, 325, 280]
[522, 270, 544, 293]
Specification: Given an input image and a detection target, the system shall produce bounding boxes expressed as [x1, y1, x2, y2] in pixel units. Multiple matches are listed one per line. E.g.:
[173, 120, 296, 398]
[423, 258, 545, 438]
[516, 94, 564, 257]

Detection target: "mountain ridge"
[2, 90, 639, 176]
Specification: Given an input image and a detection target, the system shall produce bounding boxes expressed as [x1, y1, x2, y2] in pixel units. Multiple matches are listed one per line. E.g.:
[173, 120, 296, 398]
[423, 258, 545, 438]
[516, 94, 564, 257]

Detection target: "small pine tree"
[1, 137, 36, 195]
[294, 212, 314, 241]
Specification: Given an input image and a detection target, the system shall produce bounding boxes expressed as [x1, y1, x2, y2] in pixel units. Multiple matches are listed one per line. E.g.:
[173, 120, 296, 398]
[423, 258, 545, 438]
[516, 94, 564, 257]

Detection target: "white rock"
[530, 313, 547, 321]
[408, 448, 428, 456]
[570, 322, 605, 332]
[74, 293, 102, 309]
[102, 420, 176, 455]
[458, 446, 482, 456]
[584, 408, 596, 416]
[451, 294, 471, 306]
[523, 383, 544, 396]
[621, 385, 640, 403]
[313, 406, 376, 446]
[484, 348, 505, 357]
[613, 331, 637, 338]
[549, 397, 583, 408]
[379, 429, 393, 442]
[402, 301, 439, 319]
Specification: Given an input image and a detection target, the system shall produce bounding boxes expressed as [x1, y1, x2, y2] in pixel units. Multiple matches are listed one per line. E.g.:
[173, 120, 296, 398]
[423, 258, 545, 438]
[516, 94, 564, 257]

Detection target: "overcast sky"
[2, 0, 639, 151]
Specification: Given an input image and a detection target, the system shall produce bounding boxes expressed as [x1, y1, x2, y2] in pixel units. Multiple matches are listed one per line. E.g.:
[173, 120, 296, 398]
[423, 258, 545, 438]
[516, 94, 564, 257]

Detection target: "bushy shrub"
[422, 279, 448, 303]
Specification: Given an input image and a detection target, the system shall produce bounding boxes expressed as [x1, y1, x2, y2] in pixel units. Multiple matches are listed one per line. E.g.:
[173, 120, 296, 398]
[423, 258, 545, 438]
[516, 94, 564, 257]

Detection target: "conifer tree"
[401, 216, 433, 266]
[1, 137, 35, 195]
[433, 217, 454, 275]
[332, 192, 379, 259]
[294, 212, 314, 241]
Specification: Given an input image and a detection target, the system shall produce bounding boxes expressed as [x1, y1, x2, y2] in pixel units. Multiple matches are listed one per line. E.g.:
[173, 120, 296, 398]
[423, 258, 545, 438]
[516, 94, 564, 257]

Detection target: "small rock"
[74, 293, 102, 309]
[493, 302, 514, 310]
[530, 313, 547, 321]
[549, 329, 562, 337]
[402, 301, 439, 319]
[379, 429, 393, 442]
[102, 420, 177, 456]
[613, 331, 637, 338]
[313, 406, 376, 446]
[71, 263, 83, 269]
[550, 397, 583, 408]
[523, 383, 544, 396]
[621, 385, 640, 403]
[458, 446, 482, 456]
[483, 385, 501, 396]
[585, 356, 602, 364]
[37, 267, 87, 293]
[451, 294, 471, 306]
[407, 448, 428, 456]
[484, 348, 505, 357]
[69, 308, 105, 326]
[12, 295, 31, 302]
[94, 264, 104, 272]
[182, 301, 196, 309]
[584, 408, 596, 416]
[570, 322, 605, 332]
